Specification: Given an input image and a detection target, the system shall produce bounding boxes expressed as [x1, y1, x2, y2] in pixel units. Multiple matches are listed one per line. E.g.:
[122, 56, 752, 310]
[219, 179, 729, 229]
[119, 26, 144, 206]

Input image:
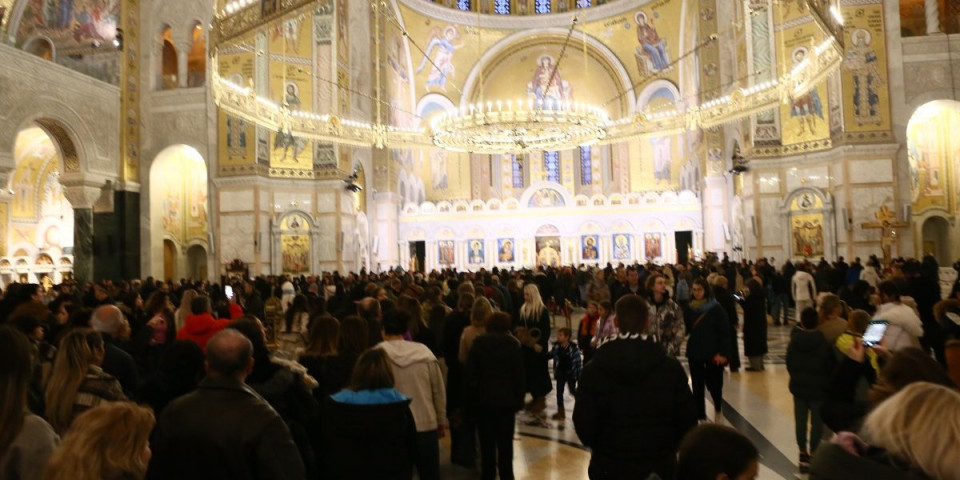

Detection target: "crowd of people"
[0, 251, 959, 480]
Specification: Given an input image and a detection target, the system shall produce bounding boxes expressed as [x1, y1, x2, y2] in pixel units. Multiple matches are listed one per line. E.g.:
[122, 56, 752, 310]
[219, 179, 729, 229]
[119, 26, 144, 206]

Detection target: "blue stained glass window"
[576, 0, 592, 7]
[580, 146, 592, 185]
[511, 155, 523, 188]
[457, 0, 470, 10]
[494, 0, 510, 14]
[544, 151, 560, 183]
[535, 0, 551, 14]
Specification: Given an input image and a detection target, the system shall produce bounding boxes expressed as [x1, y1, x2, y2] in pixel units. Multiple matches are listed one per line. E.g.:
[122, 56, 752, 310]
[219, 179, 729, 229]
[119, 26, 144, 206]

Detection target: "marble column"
[373, 192, 401, 269]
[702, 175, 728, 254]
[176, 42, 190, 88]
[63, 186, 102, 286]
[926, 0, 941, 34]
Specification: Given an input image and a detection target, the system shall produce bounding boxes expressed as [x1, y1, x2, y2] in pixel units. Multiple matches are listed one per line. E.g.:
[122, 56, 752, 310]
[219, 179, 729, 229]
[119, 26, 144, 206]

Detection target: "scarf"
[688, 297, 717, 313]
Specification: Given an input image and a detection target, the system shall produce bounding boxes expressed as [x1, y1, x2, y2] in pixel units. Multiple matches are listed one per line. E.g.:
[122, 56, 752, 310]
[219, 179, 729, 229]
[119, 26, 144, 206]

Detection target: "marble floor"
[437, 315, 804, 479]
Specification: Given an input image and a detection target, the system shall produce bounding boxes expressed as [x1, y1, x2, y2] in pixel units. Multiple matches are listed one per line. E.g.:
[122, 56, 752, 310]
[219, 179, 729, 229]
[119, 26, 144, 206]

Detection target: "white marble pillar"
[373, 192, 401, 269]
[926, 0, 941, 34]
[176, 41, 190, 88]
[702, 175, 728, 254]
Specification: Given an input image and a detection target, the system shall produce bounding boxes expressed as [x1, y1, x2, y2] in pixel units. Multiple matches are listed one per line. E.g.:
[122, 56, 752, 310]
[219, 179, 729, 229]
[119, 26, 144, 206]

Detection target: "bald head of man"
[91, 304, 129, 339]
[205, 329, 254, 380]
[356, 297, 382, 321]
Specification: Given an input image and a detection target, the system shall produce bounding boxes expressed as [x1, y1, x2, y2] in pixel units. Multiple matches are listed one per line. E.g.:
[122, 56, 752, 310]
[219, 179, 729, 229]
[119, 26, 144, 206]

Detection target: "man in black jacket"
[90, 305, 139, 397]
[574, 294, 697, 480]
[148, 329, 306, 480]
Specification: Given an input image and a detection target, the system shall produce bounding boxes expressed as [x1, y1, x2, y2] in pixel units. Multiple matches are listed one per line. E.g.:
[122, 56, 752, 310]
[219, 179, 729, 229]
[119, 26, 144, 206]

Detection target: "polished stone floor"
[437, 314, 803, 479]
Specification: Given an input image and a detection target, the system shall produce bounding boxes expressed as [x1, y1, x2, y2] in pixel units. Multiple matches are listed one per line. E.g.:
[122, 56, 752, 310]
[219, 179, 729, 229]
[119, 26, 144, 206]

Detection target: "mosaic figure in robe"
[416, 26, 462, 91]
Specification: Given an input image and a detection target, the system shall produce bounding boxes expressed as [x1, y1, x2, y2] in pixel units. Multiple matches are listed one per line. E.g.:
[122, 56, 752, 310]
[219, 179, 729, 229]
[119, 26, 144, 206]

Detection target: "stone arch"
[920, 215, 952, 265]
[780, 187, 836, 261]
[21, 35, 55, 60]
[2, 101, 96, 177]
[147, 145, 209, 279]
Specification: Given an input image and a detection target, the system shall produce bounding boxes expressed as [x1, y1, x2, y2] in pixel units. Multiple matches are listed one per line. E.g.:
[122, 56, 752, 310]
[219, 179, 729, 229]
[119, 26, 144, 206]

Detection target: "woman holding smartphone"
[683, 278, 732, 423]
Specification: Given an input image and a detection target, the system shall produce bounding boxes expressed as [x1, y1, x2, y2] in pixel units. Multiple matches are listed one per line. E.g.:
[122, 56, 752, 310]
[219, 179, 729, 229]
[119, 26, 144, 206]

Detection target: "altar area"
[398, 183, 702, 271]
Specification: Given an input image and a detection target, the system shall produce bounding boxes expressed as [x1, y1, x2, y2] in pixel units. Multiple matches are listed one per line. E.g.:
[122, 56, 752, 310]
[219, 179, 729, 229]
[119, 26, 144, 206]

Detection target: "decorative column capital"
[62, 185, 103, 210]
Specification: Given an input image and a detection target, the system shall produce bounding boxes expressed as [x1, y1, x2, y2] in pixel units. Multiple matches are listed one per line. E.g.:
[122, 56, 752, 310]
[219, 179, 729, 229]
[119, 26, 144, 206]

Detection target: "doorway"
[921, 216, 950, 265]
[163, 239, 177, 281]
[186, 244, 208, 281]
[675, 231, 693, 265]
[409, 241, 425, 273]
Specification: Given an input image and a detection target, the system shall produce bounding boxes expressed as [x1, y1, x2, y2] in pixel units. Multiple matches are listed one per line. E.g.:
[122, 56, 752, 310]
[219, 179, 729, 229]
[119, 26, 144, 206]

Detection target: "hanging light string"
[542, 14, 581, 107]
[602, 3, 769, 109]
[226, 41, 424, 121]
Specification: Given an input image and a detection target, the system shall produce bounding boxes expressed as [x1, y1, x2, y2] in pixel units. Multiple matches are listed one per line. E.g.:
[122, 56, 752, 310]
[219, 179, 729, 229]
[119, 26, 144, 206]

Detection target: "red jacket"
[228, 303, 244, 320]
[176, 313, 230, 351]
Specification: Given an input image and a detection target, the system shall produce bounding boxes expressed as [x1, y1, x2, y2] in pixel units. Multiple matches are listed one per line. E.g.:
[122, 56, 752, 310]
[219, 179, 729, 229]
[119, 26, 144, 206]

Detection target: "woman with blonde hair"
[516, 283, 552, 415]
[459, 296, 492, 364]
[44, 329, 125, 434]
[174, 289, 198, 331]
[817, 294, 848, 346]
[43, 403, 154, 480]
[811, 382, 960, 480]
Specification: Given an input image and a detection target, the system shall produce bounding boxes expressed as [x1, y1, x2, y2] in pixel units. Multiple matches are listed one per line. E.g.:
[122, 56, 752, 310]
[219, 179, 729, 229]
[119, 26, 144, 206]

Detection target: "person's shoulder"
[21, 414, 57, 443]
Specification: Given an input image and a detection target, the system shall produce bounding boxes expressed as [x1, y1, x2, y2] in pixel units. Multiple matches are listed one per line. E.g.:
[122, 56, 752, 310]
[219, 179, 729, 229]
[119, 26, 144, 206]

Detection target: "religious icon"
[529, 188, 565, 207]
[613, 234, 631, 261]
[651, 136, 671, 185]
[498, 238, 515, 263]
[262, 0, 278, 17]
[791, 214, 825, 258]
[527, 55, 573, 108]
[438, 240, 455, 266]
[843, 29, 884, 126]
[536, 237, 561, 268]
[644, 233, 662, 259]
[417, 26, 462, 91]
[281, 234, 310, 274]
[789, 47, 824, 136]
[468, 239, 485, 265]
[431, 149, 448, 190]
[227, 117, 247, 151]
[581, 235, 599, 261]
[635, 11, 669, 73]
[274, 82, 306, 162]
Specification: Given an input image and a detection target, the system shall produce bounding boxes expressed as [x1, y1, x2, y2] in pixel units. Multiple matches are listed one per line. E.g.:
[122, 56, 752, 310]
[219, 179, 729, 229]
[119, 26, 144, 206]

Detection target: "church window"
[535, 0, 551, 14]
[494, 0, 510, 14]
[457, 0, 471, 10]
[544, 151, 560, 183]
[577, 0, 592, 7]
[579, 146, 592, 185]
[511, 155, 523, 188]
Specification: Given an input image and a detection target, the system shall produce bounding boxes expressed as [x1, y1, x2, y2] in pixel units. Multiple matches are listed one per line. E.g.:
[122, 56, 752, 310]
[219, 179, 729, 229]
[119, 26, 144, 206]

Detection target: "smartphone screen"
[862, 320, 888, 347]
[225, 285, 234, 300]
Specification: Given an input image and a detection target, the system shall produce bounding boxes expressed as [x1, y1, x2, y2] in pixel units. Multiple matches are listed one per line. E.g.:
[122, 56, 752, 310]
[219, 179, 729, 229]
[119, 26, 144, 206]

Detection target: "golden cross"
[861, 205, 909, 265]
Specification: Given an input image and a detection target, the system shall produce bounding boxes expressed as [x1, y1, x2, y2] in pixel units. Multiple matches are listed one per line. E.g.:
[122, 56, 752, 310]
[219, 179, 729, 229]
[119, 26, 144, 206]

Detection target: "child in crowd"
[577, 301, 600, 364]
[550, 327, 582, 420]
[786, 307, 836, 474]
[592, 301, 618, 348]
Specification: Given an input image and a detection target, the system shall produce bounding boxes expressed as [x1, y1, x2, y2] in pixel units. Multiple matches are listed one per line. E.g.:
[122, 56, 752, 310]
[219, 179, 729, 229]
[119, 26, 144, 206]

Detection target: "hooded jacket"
[176, 312, 230, 351]
[574, 335, 697, 479]
[810, 436, 931, 480]
[873, 302, 923, 352]
[376, 340, 447, 432]
[786, 327, 835, 400]
[322, 389, 416, 480]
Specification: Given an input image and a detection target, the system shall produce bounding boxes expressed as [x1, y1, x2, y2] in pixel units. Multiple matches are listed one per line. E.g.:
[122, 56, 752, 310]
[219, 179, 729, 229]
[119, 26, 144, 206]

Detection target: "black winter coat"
[321, 397, 417, 480]
[148, 377, 306, 480]
[574, 337, 697, 479]
[786, 328, 835, 400]
[442, 311, 471, 412]
[463, 333, 526, 411]
[810, 442, 931, 480]
[683, 302, 732, 362]
[740, 291, 768, 357]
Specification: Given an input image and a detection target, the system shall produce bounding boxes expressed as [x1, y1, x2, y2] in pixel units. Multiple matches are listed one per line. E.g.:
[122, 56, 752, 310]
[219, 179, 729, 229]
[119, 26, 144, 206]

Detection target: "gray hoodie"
[377, 340, 447, 432]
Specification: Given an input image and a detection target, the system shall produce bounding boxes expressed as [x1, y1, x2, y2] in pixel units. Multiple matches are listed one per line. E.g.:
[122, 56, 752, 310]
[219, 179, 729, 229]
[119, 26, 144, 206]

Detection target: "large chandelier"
[210, 0, 844, 155]
[430, 100, 609, 154]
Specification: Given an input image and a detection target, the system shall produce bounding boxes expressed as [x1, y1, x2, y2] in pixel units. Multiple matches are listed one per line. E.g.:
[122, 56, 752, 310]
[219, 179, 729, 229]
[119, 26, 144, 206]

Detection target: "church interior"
[2, 0, 960, 478]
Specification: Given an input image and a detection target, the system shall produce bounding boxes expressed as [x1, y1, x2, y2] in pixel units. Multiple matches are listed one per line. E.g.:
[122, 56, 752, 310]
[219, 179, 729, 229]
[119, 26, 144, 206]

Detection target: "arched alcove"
[149, 145, 209, 280]
[779, 187, 836, 261]
[22, 36, 54, 60]
[921, 216, 951, 265]
[187, 21, 206, 87]
[186, 244, 208, 280]
[271, 210, 319, 275]
[159, 26, 178, 90]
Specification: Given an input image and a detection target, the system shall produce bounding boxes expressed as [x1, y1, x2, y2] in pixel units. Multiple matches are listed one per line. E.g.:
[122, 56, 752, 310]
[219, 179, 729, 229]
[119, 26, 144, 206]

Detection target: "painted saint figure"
[498, 239, 515, 263]
[468, 240, 484, 264]
[416, 26, 462, 91]
[843, 29, 884, 126]
[582, 236, 599, 261]
[613, 234, 631, 260]
[527, 55, 573, 107]
[439, 240, 455, 265]
[635, 11, 669, 72]
[789, 48, 824, 136]
[274, 83, 306, 161]
[651, 136, 671, 184]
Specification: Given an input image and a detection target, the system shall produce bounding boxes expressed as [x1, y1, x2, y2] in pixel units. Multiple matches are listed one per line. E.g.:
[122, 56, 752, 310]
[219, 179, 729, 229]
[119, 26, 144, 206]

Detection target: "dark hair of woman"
[868, 347, 956, 406]
[304, 315, 339, 356]
[691, 277, 714, 299]
[485, 312, 513, 334]
[285, 294, 310, 332]
[227, 316, 279, 383]
[0, 326, 34, 458]
[348, 348, 395, 391]
[338, 315, 370, 356]
[395, 295, 424, 335]
[676, 424, 758, 480]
